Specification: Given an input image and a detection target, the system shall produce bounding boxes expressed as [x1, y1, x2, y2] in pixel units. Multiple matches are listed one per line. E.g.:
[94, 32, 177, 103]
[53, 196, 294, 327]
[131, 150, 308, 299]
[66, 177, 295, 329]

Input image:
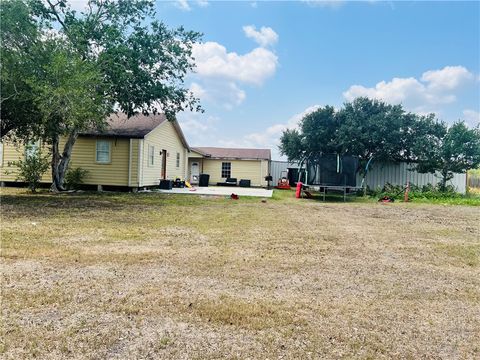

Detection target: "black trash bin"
[159, 179, 173, 190]
[199, 174, 210, 187]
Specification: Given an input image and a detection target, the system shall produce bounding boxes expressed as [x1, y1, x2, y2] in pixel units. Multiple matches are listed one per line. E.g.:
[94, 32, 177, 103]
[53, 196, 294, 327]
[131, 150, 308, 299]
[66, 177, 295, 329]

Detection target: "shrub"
[64, 167, 89, 190]
[368, 182, 462, 201]
[7, 145, 50, 193]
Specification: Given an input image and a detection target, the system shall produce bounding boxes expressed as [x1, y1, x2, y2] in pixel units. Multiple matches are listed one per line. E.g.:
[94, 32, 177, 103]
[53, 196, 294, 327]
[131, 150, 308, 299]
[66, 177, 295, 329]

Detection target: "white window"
[96, 140, 111, 163]
[221, 162, 231, 178]
[148, 145, 155, 166]
[25, 140, 40, 159]
[176, 152, 180, 168]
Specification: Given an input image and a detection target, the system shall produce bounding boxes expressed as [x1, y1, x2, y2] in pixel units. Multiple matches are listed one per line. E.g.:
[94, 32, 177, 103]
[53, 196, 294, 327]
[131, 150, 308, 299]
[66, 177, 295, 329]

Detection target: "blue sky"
[156, 0, 479, 159]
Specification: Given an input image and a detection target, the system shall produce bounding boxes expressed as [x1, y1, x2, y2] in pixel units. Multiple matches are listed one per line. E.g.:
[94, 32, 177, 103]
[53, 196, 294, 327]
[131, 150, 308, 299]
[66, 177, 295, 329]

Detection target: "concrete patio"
[157, 186, 273, 198]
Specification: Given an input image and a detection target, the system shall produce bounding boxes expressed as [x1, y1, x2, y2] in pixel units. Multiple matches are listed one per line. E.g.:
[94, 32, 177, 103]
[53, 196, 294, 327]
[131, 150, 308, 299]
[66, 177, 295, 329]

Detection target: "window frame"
[221, 162, 231, 178]
[176, 152, 180, 168]
[148, 144, 155, 167]
[95, 139, 111, 164]
[25, 140, 40, 160]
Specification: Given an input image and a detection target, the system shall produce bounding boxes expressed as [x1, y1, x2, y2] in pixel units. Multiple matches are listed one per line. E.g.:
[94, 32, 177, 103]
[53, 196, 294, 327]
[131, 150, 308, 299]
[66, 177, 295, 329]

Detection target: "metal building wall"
[356, 162, 467, 193]
[270, 161, 299, 186]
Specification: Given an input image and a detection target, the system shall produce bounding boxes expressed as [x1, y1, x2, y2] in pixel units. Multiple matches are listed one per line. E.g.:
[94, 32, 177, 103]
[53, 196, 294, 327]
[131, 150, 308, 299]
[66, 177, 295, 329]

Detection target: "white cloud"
[216, 105, 321, 159]
[190, 38, 278, 109]
[421, 66, 474, 91]
[175, 0, 191, 11]
[243, 25, 279, 47]
[189, 82, 207, 99]
[196, 0, 209, 7]
[177, 111, 220, 145]
[463, 109, 480, 128]
[191, 80, 246, 109]
[301, 0, 345, 9]
[250, 2, 258, 8]
[343, 65, 474, 113]
[192, 41, 278, 86]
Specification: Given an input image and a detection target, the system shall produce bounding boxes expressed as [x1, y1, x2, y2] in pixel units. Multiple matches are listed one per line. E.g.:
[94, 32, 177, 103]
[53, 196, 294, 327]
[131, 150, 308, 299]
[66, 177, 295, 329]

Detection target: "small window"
[148, 145, 155, 166]
[176, 152, 180, 168]
[96, 140, 111, 163]
[25, 140, 40, 159]
[221, 162, 231, 178]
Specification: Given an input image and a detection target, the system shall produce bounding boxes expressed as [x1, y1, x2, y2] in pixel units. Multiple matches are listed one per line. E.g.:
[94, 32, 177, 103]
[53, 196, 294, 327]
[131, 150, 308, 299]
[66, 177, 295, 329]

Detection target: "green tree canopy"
[413, 121, 480, 189]
[336, 97, 408, 169]
[279, 105, 339, 161]
[2, 0, 203, 190]
[279, 97, 480, 191]
[0, 0, 43, 140]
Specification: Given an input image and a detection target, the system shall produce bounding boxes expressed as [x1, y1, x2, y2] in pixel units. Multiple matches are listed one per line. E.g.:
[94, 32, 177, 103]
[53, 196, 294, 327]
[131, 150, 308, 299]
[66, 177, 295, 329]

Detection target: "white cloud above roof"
[189, 29, 279, 109]
[243, 25, 279, 47]
[463, 109, 480, 128]
[343, 65, 475, 113]
[192, 41, 278, 86]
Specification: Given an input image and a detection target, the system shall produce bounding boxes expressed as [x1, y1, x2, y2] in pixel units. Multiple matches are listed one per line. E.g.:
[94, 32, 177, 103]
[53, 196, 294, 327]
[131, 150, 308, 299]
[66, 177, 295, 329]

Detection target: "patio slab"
[157, 186, 273, 198]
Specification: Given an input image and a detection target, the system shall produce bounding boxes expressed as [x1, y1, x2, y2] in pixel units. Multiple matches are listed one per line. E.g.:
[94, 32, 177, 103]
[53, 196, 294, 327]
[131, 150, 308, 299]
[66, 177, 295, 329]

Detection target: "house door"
[190, 162, 200, 184]
[161, 149, 167, 179]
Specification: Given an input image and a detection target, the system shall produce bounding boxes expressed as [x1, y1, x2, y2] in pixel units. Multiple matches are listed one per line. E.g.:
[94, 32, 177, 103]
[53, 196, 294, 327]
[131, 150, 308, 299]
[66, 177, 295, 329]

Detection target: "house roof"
[80, 113, 190, 149]
[192, 147, 271, 160]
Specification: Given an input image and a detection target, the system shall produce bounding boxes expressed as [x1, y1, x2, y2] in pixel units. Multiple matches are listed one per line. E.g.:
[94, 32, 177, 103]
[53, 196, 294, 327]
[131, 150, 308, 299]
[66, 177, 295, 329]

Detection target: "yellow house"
[1, 113, 272, 190]
[0, 113, 190, 189]
[187, 147, 271, 187]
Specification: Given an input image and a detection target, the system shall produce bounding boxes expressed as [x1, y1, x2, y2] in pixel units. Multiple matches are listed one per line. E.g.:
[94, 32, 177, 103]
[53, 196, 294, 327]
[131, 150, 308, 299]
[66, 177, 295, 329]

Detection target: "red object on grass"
[231, 193, 239, 200]
[296, 182, 302, 198]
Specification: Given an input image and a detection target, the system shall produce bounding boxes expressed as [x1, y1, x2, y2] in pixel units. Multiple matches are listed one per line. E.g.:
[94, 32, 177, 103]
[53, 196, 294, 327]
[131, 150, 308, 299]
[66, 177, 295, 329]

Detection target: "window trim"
[148, 144, 155, 167]
[25, 140, 40, 160]
[221, 162, 231, 178]
[95, 139, 112, 164]
[176, 152, 180, 168]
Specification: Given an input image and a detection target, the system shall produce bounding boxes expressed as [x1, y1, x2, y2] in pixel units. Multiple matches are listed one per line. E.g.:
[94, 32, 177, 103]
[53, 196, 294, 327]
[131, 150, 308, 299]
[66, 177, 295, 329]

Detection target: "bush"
[64, 167, 89, 190]
[368, 182, 462, 201]
[8, 145, 50, 193]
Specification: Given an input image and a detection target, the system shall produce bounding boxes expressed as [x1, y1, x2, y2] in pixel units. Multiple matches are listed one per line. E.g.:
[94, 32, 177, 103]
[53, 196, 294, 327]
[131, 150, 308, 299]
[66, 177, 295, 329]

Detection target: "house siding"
[1, 137, 131, 187]
[0, 141, 52, 183]
[129, 139, 139, 187]
[140, 121, 188, 186]
[68, 137, 130, 186]
[201, 159, 269, 187]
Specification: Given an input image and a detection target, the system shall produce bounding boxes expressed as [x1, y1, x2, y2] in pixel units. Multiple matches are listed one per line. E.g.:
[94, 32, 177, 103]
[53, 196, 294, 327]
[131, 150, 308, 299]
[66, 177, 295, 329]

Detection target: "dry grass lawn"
[1, 188, 479, 359]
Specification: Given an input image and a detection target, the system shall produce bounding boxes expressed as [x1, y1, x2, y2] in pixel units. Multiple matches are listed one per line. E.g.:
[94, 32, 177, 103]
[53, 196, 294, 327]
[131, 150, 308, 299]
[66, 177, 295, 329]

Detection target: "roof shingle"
[192, 147, 271, 160]
[80, 113, 167, 138]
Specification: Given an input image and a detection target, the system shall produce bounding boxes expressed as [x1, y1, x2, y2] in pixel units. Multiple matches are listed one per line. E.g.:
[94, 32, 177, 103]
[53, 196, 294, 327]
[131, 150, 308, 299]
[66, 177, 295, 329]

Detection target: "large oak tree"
[2, 0, 202, 190]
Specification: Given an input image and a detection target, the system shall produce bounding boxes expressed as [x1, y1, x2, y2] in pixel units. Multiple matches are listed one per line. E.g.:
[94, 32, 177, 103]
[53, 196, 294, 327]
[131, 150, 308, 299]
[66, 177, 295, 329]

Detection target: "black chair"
[217, 178, 237, 186]
[239, 179, 251, 187]
[225, 178, 237, 186]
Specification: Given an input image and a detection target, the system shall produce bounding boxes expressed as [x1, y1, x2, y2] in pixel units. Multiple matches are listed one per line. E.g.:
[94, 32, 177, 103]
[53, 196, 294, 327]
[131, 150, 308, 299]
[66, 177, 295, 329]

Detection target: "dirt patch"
[1, 189, 479, 359]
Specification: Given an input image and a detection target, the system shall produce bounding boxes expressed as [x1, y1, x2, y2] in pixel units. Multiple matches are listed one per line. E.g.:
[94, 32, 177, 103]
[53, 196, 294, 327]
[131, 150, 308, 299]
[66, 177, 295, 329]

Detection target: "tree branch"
[45, 0, 67, 32]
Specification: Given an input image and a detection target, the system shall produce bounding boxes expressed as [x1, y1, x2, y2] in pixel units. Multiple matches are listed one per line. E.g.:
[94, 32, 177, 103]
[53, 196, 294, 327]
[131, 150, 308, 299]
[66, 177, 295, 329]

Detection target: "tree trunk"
[439, 169, 451, 192]
[50, 130, 78, 192]
[363, 173, 367, 196]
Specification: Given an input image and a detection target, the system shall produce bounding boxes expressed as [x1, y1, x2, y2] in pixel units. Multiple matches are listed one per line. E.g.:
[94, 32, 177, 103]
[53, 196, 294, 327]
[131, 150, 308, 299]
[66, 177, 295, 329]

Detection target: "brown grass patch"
[1, 188, 479, 359]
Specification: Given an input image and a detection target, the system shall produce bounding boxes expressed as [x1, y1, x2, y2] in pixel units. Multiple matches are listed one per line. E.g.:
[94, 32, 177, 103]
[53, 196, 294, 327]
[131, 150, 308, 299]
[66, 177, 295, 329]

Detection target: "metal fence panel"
[271, 160, 466, 193]
[270, 161, 300, 186]
[356, 162, 466, 193]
